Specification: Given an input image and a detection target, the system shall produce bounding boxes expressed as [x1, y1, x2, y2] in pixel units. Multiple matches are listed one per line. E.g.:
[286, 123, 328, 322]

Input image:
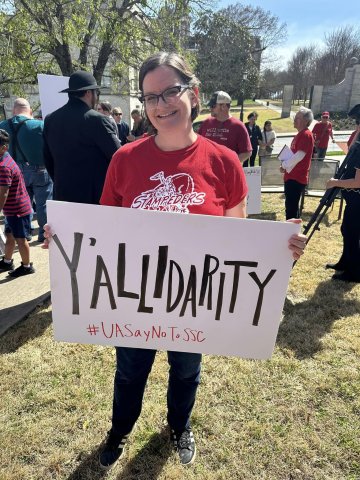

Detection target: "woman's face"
[97, 105, 110, 116]
[265, 123, 272, 130]
[142, 65, 196, 134]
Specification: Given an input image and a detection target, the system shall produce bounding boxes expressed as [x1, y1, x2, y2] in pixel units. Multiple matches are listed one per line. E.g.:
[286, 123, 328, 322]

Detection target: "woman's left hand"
[286, 218, 307, 260]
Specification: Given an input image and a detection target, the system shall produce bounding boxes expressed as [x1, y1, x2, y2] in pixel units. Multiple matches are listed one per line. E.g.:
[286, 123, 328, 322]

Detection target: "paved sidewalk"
[0, 236, 50, 336]
[256, 99, 297, 121]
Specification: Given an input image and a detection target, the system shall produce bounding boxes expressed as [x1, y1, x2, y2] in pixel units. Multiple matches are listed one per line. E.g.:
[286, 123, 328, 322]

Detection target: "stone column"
[310, 85, 323, 116]
[281, 85, 294, 118]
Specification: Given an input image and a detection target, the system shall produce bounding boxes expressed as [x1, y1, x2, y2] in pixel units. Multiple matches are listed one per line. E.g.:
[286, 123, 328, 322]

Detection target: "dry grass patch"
[1, 194, 359, 480]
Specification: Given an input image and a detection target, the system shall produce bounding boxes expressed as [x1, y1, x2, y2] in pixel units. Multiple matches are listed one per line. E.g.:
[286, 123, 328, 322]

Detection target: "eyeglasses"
[113, 112, 122, 116]
[139, 85, 190, 109]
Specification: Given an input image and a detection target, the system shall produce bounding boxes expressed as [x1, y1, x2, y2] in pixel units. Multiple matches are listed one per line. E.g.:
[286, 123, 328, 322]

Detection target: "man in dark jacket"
[43, 71, 120, 204]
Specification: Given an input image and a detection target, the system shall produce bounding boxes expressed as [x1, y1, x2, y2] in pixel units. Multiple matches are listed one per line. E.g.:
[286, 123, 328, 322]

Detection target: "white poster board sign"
[243, 166, 261, 214]
[38, 74, 69, 119]
[47, 201, 298, 359]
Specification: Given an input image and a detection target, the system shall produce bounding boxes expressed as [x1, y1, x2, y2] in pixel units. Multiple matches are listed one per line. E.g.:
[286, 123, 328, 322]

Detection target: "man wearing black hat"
[43, 71, 121, 204]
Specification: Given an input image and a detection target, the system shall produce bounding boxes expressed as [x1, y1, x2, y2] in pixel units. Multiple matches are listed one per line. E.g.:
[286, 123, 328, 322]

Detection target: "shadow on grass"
[301, 210, 331, 228]
[67, 428, 171, 480]
[115, 428, 172, 480]
[0, 297, 51, 353]
[248, 212, 277, 221]
[277, 279, 359, 359]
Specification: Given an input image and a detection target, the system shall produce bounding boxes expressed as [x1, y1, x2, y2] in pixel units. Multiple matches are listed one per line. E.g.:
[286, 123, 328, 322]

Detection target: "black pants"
[243, 147, 258, 168]
[337, 193, 360, 279]
[284, 180, 305, 220]
[316, 147, 327, 160]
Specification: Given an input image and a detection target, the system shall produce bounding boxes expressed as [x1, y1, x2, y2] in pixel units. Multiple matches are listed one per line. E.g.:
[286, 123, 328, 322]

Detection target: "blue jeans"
[19, 164, 53, 240]
[111, 347, 202, 438]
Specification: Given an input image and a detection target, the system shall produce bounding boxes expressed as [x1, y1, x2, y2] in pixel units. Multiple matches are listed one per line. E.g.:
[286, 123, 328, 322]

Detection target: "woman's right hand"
[41, 224, 53, 250]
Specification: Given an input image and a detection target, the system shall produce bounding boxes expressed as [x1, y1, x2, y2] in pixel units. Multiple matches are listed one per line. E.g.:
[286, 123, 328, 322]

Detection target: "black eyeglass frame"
[139, 84, 190, 107]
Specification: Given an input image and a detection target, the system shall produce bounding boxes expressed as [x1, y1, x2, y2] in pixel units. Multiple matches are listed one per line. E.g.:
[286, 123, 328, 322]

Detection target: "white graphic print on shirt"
[131, 171, 206, 214]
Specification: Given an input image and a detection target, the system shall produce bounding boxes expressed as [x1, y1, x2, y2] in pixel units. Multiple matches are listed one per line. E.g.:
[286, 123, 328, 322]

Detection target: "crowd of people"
[0, 51, 359, 471]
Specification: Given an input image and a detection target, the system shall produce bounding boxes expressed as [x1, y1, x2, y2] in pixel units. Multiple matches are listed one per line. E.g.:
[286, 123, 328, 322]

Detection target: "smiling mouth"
[157, 111, 177, 118]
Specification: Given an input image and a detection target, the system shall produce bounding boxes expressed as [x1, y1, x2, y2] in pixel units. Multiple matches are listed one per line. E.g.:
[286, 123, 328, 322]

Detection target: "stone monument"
[310, 58, 360, 115]
[281, 85, 294, 118]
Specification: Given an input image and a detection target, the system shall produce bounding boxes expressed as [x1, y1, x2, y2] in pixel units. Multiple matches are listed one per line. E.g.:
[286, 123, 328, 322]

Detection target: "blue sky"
[216, 0, 359, 68]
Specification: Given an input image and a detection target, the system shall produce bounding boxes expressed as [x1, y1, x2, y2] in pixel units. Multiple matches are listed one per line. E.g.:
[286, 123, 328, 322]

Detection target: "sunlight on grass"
[0, 194, 359, 480]
[198, 106, 295, 133]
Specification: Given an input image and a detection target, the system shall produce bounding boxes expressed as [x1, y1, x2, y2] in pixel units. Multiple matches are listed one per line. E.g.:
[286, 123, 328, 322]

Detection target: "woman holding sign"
[44, 52, 307, 469]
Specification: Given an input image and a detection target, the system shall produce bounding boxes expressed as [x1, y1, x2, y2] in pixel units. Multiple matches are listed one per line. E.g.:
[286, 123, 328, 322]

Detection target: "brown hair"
[98, 101, 112, 113]
[139, 51, 200, 122]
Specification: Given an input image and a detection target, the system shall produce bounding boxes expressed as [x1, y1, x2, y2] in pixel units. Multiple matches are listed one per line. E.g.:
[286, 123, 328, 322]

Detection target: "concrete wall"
[316, 63, 360, 115]
[350, 64, 360, 108]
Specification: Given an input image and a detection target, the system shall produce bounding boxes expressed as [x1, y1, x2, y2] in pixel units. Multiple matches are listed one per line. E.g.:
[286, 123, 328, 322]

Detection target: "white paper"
[277, 145, 293, 162]
[243, 166, 261, 214]
[38, 74, 69, 119]
[47, 201, 299, 360]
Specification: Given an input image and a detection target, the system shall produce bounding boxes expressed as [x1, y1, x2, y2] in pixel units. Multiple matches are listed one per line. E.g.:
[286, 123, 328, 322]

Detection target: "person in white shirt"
[258, 120, 276, 165]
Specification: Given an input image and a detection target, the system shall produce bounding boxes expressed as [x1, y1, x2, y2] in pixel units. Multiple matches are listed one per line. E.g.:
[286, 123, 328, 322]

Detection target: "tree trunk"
[50, 42, 74, 76]
[93, 41, 113, 84]
[78, 14, 97, 67]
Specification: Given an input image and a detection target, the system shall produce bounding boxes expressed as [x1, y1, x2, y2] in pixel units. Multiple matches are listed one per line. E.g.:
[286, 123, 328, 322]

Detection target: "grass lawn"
[198, 107, 295, 134]
[1, 194, 359, 480]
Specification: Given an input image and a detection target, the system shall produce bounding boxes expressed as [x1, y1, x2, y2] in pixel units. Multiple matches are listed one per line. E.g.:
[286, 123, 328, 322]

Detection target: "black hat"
[348, 104, 360, 121]
[59, 70, 100, 93]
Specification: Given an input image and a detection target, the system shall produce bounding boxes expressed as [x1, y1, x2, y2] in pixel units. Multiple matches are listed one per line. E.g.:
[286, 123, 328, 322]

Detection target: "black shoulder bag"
[7, 118, 31, 164]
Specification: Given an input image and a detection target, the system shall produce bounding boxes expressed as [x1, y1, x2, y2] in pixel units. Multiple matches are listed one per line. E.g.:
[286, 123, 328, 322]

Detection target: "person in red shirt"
[198, 91, 252, 164]
[0, 129, 35, 277]
[312, 111, 335, 160]
[280, 107, 315, 219]
[43, 52, 307, 470]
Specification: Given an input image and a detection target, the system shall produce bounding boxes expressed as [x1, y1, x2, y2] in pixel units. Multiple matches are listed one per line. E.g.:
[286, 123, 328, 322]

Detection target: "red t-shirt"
[198, 116, 252, 156]
[100, 135, 248, 217]
[284, 129, 314, 185]
[312, 121, 333, 148]
[0, 152, 32, 217]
